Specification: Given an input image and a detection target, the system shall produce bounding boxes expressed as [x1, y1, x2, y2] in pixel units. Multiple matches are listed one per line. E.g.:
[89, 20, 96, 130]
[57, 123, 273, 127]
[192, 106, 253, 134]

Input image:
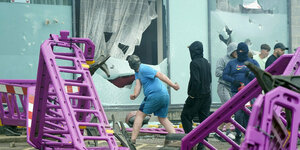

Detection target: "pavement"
[0, 133, 232, 150]
[0, 135, 27, 143]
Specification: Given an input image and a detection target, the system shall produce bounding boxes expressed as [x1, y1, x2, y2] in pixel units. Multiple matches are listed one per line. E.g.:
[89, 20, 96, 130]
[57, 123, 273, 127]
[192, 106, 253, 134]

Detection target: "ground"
[0, 134, 232, 150]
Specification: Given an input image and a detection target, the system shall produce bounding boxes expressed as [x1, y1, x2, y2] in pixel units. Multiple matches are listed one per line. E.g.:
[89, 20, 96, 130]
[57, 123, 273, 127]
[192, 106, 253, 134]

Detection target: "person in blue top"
[222, 42, 260, 144]
[127, 55, 180, 144]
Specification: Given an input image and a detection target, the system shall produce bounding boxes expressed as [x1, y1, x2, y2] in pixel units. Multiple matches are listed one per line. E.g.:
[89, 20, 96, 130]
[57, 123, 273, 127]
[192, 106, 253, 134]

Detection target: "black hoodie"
[188, 41, 211, 97]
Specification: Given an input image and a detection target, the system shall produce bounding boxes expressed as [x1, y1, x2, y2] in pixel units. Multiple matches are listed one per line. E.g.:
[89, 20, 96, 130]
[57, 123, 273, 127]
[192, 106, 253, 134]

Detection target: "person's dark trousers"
[234, 109, 249, 137]
[231, 92, 250, 138]
[181, 94, 211, 150]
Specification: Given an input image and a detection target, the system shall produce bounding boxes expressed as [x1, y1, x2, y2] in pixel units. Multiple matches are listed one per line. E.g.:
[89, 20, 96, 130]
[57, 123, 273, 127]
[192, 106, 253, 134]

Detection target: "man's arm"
[215, 57, 225, 78]
[130, 79, 142, 100]
[155, 71, 180, 90]
[222, 62, 235, 83]
[188, 62, 201, 98]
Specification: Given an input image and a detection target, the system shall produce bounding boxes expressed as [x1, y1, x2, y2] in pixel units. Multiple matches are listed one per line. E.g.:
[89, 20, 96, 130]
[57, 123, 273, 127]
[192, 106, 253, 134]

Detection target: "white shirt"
[253, 54, 268, 70]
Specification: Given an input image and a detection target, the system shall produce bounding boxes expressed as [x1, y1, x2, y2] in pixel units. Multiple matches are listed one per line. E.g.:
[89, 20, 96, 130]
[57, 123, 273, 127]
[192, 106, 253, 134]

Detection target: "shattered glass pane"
[209, 0, 288, 103]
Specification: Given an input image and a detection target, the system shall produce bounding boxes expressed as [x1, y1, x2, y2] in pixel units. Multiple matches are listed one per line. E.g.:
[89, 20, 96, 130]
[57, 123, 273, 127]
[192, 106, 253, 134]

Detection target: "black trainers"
[197, 143, 206, 150]
[234, 135, 241, 145]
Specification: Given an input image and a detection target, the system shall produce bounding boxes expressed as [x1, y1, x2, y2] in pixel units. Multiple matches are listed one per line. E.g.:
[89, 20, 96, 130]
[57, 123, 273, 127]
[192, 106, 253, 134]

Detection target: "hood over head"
[188, 41, 203, 59]
[227, 42, 237, 57]
[237, 42, 249, 62]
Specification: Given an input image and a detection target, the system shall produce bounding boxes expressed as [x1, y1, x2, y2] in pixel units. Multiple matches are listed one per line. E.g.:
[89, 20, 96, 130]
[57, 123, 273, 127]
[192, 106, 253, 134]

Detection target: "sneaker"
[235, 135, 241, 145]
[227, 133, 235, 140]
[197, 143, 206, 150]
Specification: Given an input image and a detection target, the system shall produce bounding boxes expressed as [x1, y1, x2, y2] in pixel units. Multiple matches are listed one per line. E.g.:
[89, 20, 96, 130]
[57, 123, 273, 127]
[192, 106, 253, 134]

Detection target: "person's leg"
[234, 110, 243, 144]
[131, 110, 147, 143]
[158, 117, 175, 133]
[217, 84, 231, 131]
[152, 95, 175, 134]
[181, 97, 196, 133]
[197, 94, 212, 123]
[222, 85, 234, 135]
[234, 110, 243, 136]
[242, 111, 250, 129]
[196, 94, 212, 149]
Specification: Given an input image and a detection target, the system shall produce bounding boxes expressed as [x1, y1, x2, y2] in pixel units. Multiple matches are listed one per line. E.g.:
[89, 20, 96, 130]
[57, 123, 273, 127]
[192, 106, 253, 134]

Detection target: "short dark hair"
[127, 55, 141, 72]
[260, 44, 270, 51]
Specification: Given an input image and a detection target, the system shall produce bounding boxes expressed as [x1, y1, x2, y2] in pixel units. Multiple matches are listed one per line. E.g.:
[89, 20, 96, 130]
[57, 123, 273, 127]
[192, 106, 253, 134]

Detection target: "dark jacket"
[265, 54, 277, 69]
[188, 41, 211, 97]
[223, 58, 259, 93]
[223, 42, 260, 93]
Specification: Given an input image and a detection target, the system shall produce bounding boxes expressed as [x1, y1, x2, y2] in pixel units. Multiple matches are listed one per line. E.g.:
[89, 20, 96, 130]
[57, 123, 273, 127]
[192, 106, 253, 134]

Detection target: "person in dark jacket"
[180, 41, 211, 149]
[222, 42, 260, 144]
[265, 42, 288, 69]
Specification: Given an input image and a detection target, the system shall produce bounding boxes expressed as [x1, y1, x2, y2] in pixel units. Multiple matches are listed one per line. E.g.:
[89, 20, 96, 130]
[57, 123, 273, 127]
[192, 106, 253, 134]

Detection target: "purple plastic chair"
[28, 31, 128, 150]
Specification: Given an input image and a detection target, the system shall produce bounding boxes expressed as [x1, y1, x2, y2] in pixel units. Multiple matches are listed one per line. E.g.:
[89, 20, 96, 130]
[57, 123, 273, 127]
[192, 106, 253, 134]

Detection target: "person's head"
[260, 44, 270, 59]
[127, 55, 141, 72]
[188, 41, 203, 59]
[237, 42, 249, 62]
[273, 43, 288, 57]
[227, 42, 237, 58]
[244, 39, 252, 47]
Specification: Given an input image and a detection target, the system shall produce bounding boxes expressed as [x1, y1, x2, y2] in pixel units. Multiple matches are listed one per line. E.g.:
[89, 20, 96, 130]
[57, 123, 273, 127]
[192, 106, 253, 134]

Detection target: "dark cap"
[274, 43, 288, 50]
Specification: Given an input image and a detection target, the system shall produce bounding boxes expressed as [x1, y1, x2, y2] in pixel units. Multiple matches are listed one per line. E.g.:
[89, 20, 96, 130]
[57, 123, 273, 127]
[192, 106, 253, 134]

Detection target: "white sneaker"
[227, 133, 235, 140]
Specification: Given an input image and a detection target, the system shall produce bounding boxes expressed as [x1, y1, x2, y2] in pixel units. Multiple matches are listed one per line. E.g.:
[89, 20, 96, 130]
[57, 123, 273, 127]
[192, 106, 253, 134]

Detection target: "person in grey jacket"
[216, 42, 237, 103]
[214, 42, 237, 140]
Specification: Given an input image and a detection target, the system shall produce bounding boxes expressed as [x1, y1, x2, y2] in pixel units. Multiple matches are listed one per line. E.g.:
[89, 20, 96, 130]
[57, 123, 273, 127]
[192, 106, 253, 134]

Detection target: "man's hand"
[172, 82, 180, 91]
[130, 94, 137, 100]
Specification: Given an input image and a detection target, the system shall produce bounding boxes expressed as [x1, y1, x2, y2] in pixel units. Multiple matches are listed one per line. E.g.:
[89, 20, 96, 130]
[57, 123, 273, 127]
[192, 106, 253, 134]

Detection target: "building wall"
[291, 0, 300, 50]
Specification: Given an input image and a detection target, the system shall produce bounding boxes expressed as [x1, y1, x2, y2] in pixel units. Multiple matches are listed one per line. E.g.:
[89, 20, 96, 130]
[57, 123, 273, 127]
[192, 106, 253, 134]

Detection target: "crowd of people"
[126, 40, 288, 149]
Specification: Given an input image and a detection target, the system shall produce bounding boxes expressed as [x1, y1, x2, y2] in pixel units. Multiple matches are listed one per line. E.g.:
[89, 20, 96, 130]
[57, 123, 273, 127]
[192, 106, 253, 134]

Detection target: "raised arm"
[155, 71, 180, 90]
[130, 79, 142, 100]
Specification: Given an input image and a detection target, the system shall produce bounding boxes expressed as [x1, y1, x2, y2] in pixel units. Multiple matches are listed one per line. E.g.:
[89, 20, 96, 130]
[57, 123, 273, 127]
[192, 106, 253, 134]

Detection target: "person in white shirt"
[253, 44, 270, 70]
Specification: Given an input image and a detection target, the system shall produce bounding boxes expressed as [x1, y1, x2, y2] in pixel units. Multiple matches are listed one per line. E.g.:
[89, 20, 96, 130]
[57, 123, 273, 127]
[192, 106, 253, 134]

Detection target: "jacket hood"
[227, 42, 237, 57]
[189, 41, 203, 59]
[237, 42, 249, 62]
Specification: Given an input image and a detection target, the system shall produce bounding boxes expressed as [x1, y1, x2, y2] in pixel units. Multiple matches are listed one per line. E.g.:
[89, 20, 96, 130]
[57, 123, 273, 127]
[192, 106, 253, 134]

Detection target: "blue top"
[222, 58, 260, 93]
[135, 64, 168, 97]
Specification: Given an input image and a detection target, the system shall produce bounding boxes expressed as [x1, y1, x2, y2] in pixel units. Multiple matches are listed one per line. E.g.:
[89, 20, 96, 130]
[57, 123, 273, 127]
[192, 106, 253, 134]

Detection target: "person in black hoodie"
[181, 41, 211, 149]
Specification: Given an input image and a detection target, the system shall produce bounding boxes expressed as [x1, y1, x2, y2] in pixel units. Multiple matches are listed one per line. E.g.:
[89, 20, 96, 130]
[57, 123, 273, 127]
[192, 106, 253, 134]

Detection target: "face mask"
[236, 42, 249, 62]
[237, 50, 248, 62]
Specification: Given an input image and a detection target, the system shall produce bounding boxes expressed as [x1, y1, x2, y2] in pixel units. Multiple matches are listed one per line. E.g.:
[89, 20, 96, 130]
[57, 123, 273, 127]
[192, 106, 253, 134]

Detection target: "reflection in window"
[215, 0, 289, 14]
[209, 0, 288, 103]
